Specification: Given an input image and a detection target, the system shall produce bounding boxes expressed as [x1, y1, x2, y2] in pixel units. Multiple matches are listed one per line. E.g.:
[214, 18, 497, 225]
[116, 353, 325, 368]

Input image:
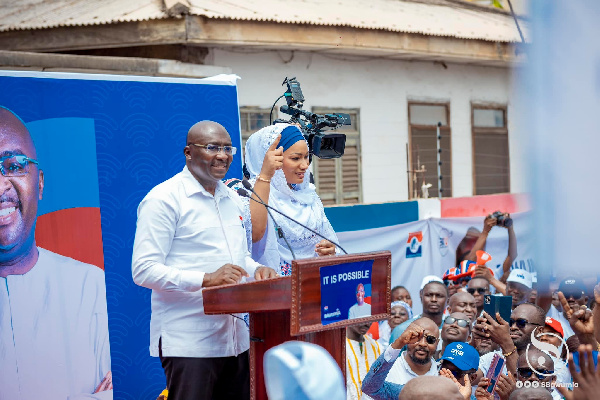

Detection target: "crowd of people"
[347, 213, 600, 400]
[129, 118, 600, 400]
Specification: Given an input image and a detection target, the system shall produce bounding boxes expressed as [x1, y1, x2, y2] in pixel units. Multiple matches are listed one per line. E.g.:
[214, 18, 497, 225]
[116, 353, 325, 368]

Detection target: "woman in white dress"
[242, 123, 339, 275]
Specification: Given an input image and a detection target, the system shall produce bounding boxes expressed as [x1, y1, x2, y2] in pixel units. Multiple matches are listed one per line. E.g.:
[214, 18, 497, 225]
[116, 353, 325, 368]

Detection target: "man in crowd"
[516, 349, 560, 400]
[389, 279, 448, 343]
[132, 120, 277, 399]
[467, 277, 491, 317]
[0, 107, 112, 399]
[420, 280, 449, 327]
[448, 292, 478, 322]
[545, 277, 588, 339]
[346, 322, 382, 399]
[399, 376, 465, 400]
[506, 269, 534, 309]
[509, 388, 553, 400]
[436, 312, 472, 358]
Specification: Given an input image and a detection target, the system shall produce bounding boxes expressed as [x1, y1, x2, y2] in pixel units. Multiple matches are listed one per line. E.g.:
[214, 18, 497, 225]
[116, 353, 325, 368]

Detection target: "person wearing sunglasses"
[516, 349, 560, 399]
[436, 313, 472, 359]
[362, 318, 440, 400]
[133, 121, 278, 400]
[0, 107, 113, 399]
[466, 277, 492, 317]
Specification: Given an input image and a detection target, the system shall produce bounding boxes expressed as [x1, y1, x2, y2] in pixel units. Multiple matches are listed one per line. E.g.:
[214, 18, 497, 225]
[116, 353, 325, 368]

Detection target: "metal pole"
[436, 122, 442, 198]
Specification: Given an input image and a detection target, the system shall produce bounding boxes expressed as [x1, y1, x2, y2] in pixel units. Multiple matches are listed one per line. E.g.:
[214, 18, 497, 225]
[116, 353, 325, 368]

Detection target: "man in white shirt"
[0, 107, 112, 399]
[384, 317, 440, 385]
[132, 120, 277, 400]
[361, 319, 439, 399]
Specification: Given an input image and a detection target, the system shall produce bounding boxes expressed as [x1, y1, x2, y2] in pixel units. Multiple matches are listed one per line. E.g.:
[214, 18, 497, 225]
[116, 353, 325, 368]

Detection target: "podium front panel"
[290, 251, 391, 336]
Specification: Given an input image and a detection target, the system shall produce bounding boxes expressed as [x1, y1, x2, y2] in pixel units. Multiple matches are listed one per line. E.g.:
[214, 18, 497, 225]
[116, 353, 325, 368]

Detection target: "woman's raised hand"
[259, 134, 283, 180]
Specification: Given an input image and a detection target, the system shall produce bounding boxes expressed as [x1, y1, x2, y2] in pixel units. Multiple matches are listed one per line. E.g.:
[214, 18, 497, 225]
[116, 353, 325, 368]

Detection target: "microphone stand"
[239, 185, 296, 261]
[237, 183, 348, 255]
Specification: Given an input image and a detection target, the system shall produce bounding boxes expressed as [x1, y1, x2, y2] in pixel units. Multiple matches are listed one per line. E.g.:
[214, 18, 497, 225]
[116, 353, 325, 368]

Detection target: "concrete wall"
[212, 49, 523, 204]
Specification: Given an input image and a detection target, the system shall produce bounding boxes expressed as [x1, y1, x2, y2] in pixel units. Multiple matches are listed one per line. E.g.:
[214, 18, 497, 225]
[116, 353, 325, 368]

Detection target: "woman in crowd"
[242, 124, 339, 275]
[377, 301, 413, 348]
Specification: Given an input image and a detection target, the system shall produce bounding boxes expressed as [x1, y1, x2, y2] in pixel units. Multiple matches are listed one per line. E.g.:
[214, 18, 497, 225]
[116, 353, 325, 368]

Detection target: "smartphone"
[486, 353, 506, 394]
[483, 295, 512, 323]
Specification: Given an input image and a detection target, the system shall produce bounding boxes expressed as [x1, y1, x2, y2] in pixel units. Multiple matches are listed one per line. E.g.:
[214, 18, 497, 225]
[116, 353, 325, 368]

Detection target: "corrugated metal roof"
[0, 0, 528, 43]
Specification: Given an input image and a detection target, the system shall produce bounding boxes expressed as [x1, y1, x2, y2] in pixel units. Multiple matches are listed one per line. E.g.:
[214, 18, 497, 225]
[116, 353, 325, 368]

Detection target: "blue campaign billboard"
[0, 71, 243, 399]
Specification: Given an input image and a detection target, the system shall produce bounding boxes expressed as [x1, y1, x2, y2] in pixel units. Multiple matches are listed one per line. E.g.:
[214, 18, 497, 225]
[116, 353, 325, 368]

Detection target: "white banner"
[337, 212, 534, 315]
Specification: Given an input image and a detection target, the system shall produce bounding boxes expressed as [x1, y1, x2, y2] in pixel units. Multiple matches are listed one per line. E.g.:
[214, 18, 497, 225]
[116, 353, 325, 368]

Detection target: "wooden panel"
[249, 311, 346, 400]
[290, 251, 391, 336]
[203, 276, 291, 314]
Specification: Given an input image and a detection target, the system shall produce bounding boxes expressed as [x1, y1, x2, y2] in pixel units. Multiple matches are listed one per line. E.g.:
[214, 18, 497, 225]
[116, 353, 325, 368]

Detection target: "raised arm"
[464, 215, 497, 262]
[249, 134, 282, 242]
[499, 218, 517, 284]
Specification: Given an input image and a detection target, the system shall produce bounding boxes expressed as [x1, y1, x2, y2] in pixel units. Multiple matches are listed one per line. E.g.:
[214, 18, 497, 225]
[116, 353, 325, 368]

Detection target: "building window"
[472, 106, 509, 195]
[408, 103, 452, 198]
[239, 107, 275, 159]
[311, 108, 361, 205]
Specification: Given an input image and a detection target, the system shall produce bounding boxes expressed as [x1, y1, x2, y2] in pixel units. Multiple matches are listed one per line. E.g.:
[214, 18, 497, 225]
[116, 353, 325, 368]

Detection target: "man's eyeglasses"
[517, 367, 553, 380]
[189, 143, 237, 155]
[510, 318, 542, 329]
[0, 154, 39, 177]
[467, 288, 487, 295]
[422, 334, 437, 345]
[444, 316, 470, 328]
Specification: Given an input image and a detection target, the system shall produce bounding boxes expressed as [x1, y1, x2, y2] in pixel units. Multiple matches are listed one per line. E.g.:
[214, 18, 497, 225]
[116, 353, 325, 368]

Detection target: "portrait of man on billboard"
[0, 106, 112, 399]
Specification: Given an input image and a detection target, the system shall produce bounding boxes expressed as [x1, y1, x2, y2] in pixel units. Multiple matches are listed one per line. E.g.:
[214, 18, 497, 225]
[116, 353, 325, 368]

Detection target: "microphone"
[238, 180, 348, 255]
[237, 187, 296, 260]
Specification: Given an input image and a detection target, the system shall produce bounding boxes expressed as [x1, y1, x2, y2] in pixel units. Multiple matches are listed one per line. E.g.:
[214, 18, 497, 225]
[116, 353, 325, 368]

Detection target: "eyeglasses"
[467, 288, 488, 295]
[422, 334, 437, 345]
[189, 143, 237, 155]
[517, 367, 553, 380]
[510, 318, 542, 329]
[444, 316, 470, 328]
[0, 154, 39, 177]
[390, 312, 406, 317]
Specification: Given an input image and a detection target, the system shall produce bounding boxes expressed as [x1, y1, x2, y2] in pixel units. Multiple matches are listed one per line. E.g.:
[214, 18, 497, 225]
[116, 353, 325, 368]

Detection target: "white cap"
[264, 341, 345, 400]
[507, 269, 533, 289]
[420, 275, 444, 290]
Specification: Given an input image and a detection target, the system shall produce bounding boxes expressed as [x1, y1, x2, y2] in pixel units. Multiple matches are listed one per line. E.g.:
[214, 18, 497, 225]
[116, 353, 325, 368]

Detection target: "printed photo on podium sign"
[320, 260, 373, 325]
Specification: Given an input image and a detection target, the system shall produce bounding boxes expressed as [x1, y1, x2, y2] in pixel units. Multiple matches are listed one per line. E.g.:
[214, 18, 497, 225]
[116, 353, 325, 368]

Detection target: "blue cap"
[438, 342, 479, 371]
[279, 125, 305, 152]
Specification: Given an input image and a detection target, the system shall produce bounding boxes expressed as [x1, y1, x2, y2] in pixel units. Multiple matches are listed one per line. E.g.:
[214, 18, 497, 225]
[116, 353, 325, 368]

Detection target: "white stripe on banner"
[338, 212, 533, 315]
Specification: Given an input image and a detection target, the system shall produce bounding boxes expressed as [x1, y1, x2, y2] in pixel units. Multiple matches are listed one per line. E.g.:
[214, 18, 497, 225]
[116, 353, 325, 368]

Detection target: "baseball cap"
[558, 277, 586, 299]
[544, 317, 564, 338]
[420, 275, 444, 290]
[438, 342, 480, 371]
[264, 341, 345, 400]
[507, 269, 533, 289]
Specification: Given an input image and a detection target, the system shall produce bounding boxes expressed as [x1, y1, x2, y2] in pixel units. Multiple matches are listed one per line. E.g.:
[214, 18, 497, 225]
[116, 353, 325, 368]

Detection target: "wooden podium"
[203, 251, 391, 400]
